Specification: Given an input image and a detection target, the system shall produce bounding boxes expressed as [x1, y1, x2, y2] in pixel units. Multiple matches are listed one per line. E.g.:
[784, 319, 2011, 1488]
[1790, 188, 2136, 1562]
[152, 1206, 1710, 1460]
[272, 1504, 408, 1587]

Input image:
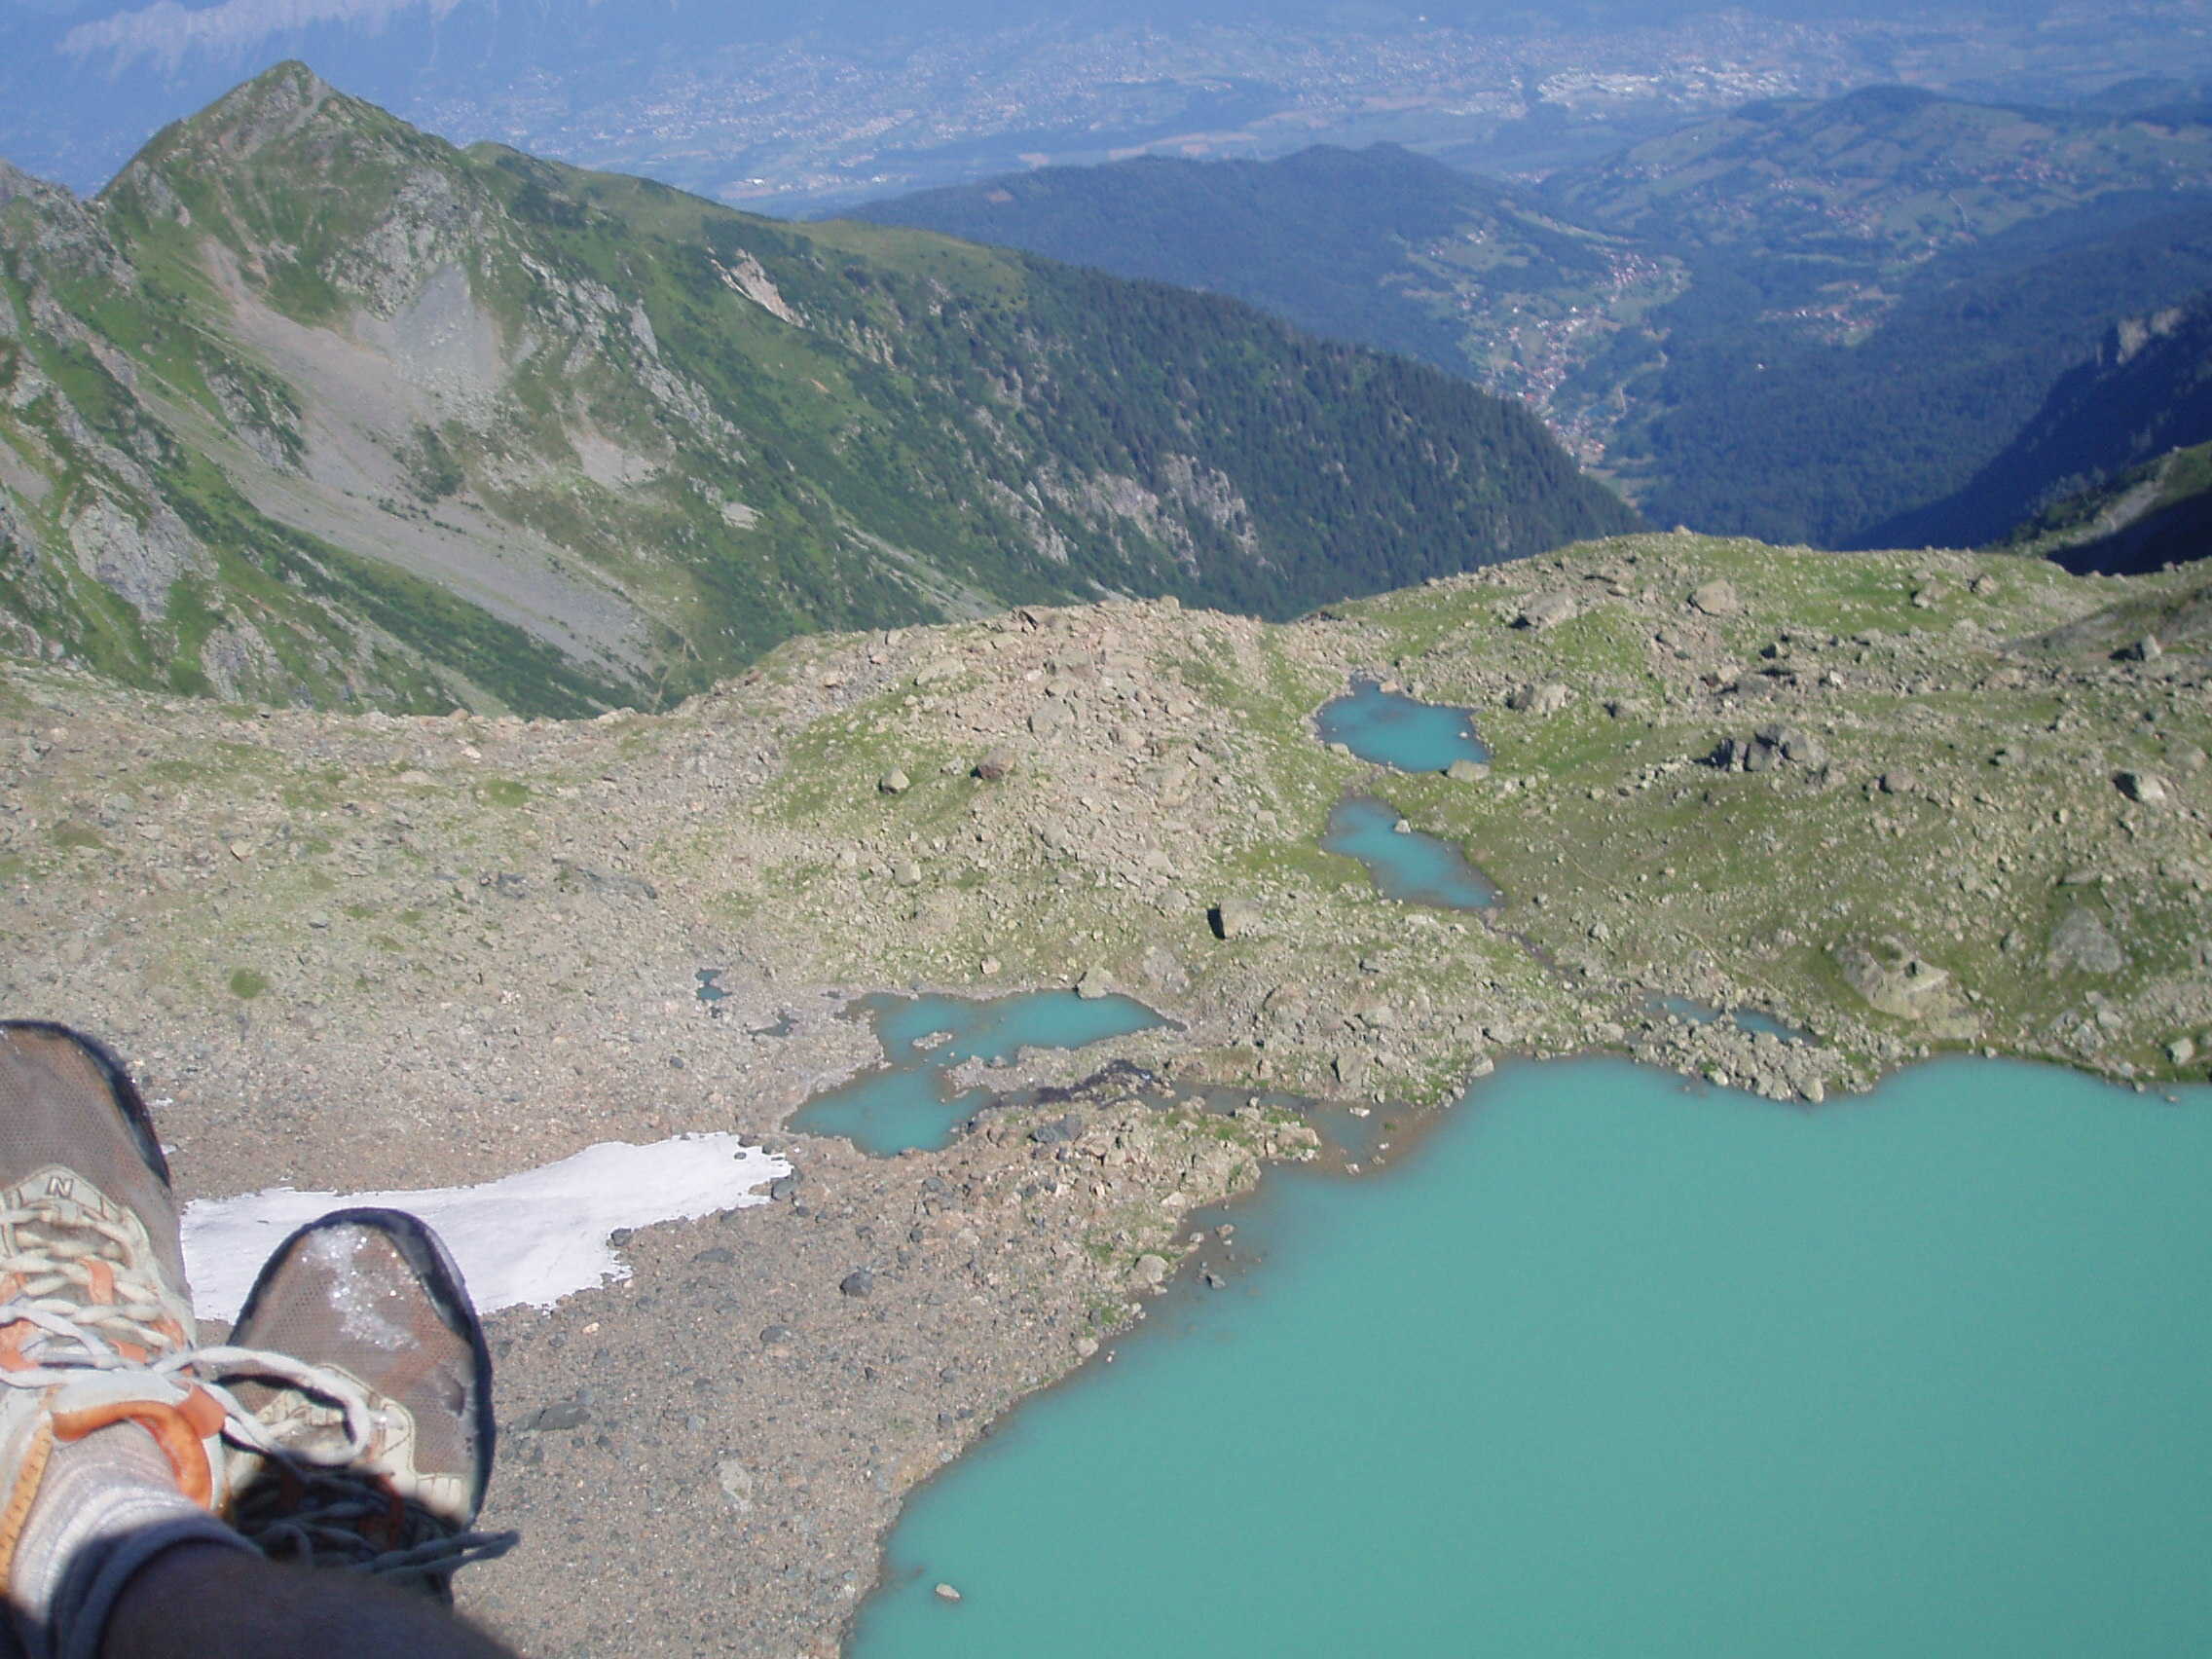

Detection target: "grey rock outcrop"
[1712, 723, 1824, 772]
[1210, 899, 1264, 940]
[1505, 682, 1571, 716]
[1835, 939, 1965, 1025]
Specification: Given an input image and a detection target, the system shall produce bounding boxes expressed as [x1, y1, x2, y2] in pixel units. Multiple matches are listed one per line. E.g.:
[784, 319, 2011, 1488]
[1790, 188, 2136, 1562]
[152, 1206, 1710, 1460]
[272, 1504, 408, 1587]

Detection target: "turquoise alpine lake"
[790, 990, 1165, 1156]
[853, 1056, 2212, 1657]
[1322, 794, 1498, 910]
[1314, 678, 1489, 772]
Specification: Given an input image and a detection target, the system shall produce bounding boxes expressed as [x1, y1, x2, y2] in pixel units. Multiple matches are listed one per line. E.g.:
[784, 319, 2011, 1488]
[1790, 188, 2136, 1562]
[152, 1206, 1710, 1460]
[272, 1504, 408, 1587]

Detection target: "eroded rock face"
[66, 494, 211, 619]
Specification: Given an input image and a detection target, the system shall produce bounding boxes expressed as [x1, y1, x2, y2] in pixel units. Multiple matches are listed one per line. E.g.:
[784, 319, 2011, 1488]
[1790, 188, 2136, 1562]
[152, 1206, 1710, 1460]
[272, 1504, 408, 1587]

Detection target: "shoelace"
[229, 1458, 520, 1586]
[0, 1199, 191, 1373]
[0, 1200, 518, 1584]
[0, 1198, 351, 1452]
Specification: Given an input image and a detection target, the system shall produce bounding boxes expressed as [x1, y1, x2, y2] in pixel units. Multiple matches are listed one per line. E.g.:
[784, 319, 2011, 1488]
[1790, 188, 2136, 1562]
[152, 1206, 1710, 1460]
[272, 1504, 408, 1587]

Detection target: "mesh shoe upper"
[0, 1025, 187, 1336]
[0, 1023, 231, 1585]
[222, 1208, 510, 1589]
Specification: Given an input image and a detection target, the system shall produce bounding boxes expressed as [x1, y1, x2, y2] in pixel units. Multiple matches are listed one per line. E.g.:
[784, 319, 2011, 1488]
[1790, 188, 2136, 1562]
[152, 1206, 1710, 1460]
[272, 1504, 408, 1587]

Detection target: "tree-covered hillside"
[1625, 205, 2212, 546]
[848, 144, 1657, 413]
[853, 143, 1681, 465]
[0, 65, 1634, 716]
[1879, 294, 2212, 554]
[860, 92, 2212, 551]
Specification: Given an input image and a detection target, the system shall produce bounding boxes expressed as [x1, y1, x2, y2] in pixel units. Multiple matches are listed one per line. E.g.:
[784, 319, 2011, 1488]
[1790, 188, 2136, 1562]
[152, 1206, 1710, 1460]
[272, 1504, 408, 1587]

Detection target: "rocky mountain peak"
[105, 58, 417, 213]
[182, 60, 342, 157]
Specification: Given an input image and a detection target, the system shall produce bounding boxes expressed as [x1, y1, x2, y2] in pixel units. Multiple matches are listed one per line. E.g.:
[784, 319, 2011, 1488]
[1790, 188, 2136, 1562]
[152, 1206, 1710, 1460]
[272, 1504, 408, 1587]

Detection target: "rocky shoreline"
[3, 532, 2207, 1654]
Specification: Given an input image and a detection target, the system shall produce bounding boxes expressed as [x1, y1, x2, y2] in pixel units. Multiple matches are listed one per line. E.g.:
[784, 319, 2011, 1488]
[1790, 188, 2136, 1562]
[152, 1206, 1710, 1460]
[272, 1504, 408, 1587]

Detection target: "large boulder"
[1688, 578, 1742, 617]
[2046, 907, 2125, 976]
[1835, 938, 1969, 1029]
[1517, 591, 1579, 630]
[1506, 682, 1572, 716]
[1210, 899, 1264, 940]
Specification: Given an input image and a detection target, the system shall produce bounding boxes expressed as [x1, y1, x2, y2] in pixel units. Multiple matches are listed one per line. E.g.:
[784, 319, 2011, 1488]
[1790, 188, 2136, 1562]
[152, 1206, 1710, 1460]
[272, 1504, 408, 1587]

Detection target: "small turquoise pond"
[1322, 795, 1498, 910]
[854, 1057, 2212, 1657]
[1653, 994, 1813, 1045]
[1314, 678, 1489, 772]
[791, 990, 1165, 1156]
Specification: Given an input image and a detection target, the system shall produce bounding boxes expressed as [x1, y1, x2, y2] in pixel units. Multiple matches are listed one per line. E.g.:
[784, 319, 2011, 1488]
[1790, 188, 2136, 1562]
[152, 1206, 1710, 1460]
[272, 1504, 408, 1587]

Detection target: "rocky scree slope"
[0, 63, 1633, 719]
[2, 533, 2208, 1654]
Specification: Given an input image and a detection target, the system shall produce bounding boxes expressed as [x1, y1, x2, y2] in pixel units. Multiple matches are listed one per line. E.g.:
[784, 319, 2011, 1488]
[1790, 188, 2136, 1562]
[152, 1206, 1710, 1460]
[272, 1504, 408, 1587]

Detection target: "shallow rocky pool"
[791, 989, 1164, 1155]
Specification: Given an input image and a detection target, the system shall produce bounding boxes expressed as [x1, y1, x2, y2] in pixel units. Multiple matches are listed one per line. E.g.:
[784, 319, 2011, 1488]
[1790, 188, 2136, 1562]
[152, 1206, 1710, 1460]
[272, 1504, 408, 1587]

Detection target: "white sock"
[11, 1424, 248, 1659]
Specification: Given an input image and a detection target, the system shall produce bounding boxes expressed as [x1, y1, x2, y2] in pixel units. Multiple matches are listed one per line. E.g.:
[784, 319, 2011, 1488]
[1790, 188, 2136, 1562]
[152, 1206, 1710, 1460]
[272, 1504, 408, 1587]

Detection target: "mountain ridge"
[0, 63, 1635, 714]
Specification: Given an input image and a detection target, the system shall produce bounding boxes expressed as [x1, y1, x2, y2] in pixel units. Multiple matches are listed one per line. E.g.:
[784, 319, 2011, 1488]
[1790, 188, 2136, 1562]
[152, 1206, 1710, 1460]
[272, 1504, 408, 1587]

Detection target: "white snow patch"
[182, 1135, 791, 1324]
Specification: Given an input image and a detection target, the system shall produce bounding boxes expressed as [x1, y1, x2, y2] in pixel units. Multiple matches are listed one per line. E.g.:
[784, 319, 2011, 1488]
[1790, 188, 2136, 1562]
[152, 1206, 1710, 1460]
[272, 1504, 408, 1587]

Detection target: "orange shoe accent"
[0, 1324, 35, 1373]
[51, 1395, 216, 1509]
[178, 1386, 226, 1441]
[83, 1261, 115, 1305]
[0, 1417, 55, 1586]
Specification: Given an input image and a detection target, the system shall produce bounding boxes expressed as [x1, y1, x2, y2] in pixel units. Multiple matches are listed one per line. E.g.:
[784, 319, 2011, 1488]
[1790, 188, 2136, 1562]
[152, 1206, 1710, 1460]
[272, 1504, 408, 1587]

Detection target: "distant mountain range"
[857, 86, 2212, 552]
[0, 65, 1632, 714]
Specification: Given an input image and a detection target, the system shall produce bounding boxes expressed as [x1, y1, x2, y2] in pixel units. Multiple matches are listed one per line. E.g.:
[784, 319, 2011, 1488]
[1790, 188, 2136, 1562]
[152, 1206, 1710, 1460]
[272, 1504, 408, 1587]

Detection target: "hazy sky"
[33, 0, 2069, 72]
[0, 0, 2132, 196]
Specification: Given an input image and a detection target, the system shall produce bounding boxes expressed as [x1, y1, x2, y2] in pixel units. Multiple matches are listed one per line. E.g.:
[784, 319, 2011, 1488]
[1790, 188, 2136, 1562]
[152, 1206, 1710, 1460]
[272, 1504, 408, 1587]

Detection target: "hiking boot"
[0, 1022, 232, 1562]
[218, 1207, 515, 1597]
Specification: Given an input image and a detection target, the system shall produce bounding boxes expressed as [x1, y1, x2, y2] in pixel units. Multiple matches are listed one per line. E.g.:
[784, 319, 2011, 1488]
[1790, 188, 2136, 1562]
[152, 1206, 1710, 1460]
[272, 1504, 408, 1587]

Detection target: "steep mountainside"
[1997, 441, 2212, 576]
[1882, 297, 2212, 555]
[0, 66, 1633, 716]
